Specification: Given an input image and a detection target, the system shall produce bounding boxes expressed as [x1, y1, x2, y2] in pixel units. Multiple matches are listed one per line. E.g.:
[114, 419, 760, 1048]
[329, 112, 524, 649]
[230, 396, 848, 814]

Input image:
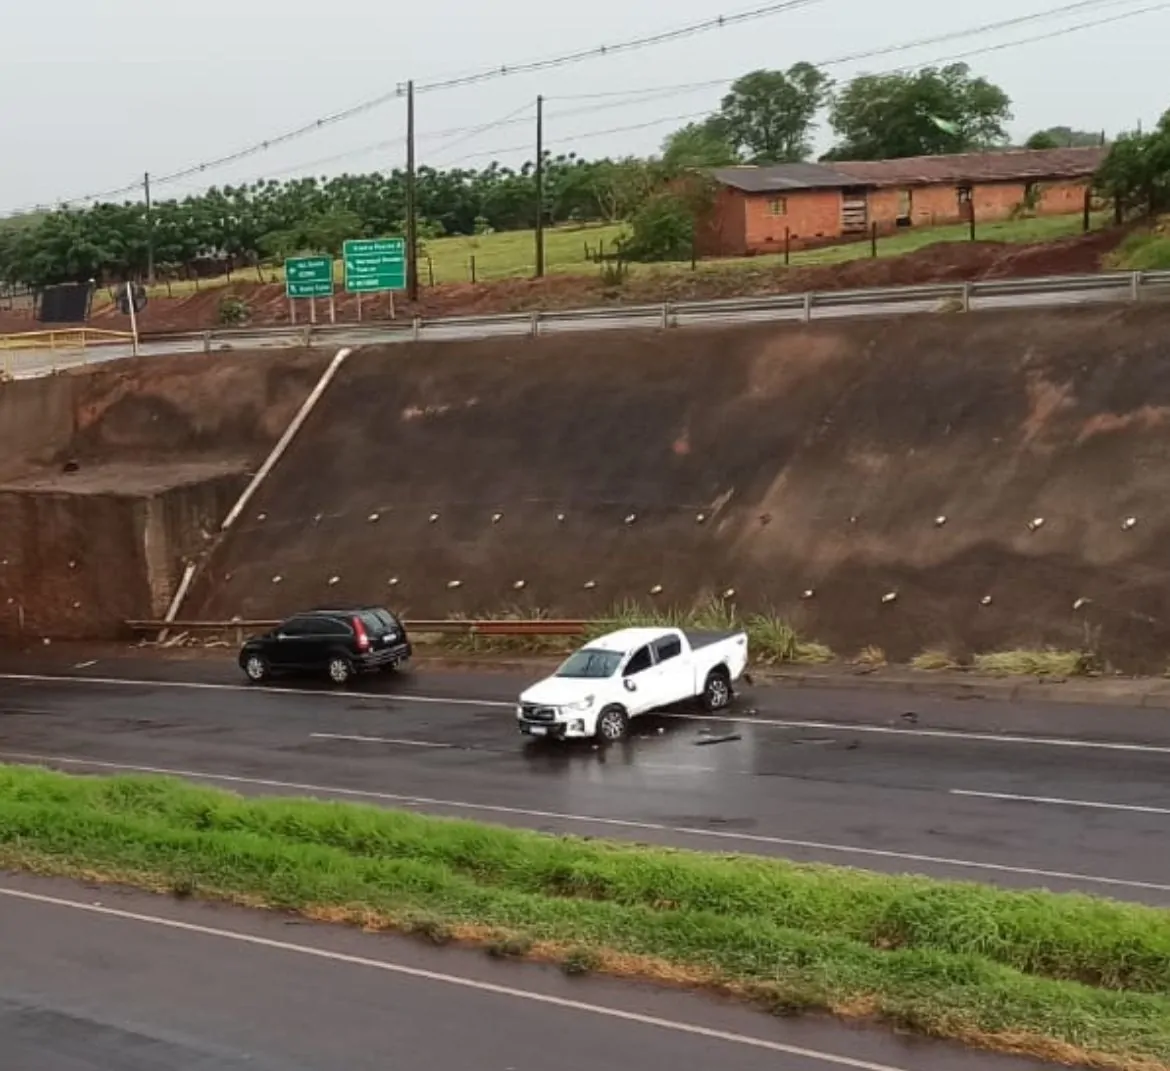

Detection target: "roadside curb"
[412, 654, 1170, 713]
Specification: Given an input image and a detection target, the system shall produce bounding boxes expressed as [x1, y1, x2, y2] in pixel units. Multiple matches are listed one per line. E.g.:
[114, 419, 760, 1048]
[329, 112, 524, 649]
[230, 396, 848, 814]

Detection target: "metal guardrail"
[0, 327, 134, 351]
[5, 269, 1170, 379]
[125, 618, 589, 637]
[143, 268, 1170, 351]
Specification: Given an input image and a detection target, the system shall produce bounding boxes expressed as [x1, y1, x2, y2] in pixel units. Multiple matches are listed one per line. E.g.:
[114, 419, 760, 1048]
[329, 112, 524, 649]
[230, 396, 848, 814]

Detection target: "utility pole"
[406, 80, 419, 303]
[535, 94, 545, 278]
[144, 172, 155, 286]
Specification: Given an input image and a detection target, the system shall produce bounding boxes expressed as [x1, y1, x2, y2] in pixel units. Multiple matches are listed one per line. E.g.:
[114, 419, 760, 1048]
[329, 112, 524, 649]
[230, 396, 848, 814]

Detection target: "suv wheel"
[243, 655, 269, 683]
[595, 706, 629, 744]
[327, 656, 354, 686]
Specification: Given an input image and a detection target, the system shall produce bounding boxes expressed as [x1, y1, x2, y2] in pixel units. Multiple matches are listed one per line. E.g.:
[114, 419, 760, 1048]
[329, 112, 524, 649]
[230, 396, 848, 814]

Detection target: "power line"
[8, 0, 1164, 216]
[547, 0, 1152, 101]
[2, 0, 826, 216]
[208, 0, 1169, 181]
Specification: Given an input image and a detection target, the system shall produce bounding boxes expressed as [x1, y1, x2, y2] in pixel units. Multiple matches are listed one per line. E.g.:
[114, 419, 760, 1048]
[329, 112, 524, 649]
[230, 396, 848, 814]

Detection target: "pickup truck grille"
[520, 704, 556, 722]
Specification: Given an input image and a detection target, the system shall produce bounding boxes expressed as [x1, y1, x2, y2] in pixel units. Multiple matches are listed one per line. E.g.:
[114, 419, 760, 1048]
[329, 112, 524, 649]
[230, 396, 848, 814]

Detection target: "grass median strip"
[1, 764, 1168, 1070]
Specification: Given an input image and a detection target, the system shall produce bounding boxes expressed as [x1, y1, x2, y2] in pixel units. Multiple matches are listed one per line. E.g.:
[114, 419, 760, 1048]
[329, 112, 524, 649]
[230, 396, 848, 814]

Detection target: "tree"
[619, 192, 695, 262]
[1026, 126, 1103, 150]
[1095, 110, 1170, 218]
[827, 64, 1012, 160]
[662, 117, 740, 171]
[718, 65, 830, 163]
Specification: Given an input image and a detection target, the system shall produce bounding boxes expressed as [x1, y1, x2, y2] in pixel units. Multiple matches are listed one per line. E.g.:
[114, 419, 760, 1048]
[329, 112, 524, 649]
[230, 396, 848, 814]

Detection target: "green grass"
[431, 599, 834, 666]
[587, 599, 834, 666]
[971, 649, 1096, 678]
[1108, 225, 1170, 271]
[127, 211, 1103, 301]
[1, 764, 1169, 1069]
[911, 649, 962, 672]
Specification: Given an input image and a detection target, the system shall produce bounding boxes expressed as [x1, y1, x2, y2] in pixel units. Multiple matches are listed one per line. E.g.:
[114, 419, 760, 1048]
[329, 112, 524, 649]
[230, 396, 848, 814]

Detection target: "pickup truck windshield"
[556, 649, 622, 679]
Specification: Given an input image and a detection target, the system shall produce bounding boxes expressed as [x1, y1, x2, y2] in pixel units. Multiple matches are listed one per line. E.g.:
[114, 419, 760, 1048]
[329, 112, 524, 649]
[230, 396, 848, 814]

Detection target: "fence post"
[1131, 271, 1142, 302]
[802, 291, 813, 323]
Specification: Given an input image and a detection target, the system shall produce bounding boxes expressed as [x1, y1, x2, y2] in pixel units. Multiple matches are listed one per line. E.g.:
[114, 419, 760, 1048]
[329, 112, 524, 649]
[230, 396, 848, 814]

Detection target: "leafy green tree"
[1026, 126, 1103, 150]
[662, 118, 740, 170]
[827, 64, 1012, 160]
[619, 191, 695, 262]
[718, 65, 830, 163]
[1095, 110, 1170, 217]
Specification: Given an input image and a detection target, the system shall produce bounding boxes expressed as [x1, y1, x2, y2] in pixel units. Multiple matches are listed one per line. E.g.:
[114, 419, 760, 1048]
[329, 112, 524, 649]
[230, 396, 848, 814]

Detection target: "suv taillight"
[352, 616, 370, 651]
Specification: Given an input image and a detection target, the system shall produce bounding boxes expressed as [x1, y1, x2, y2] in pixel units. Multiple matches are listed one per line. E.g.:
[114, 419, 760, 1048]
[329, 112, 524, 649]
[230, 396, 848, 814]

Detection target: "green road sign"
[285, 256, 334, 298]
[344, 237, 407, 294]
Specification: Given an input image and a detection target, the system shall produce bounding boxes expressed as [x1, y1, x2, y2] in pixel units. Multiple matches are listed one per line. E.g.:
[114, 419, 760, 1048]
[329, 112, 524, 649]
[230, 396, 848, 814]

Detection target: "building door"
[957, 186, 974, 222]
[841, 187, 868, 234]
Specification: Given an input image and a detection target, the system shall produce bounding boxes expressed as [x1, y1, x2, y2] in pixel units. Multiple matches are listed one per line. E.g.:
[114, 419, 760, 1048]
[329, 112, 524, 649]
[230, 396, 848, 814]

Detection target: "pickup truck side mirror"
[623, 678, 637, 693]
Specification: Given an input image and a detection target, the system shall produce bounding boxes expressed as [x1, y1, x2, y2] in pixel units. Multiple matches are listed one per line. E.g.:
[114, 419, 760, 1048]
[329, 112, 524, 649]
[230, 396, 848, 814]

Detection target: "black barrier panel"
[37, 282, 94, 323]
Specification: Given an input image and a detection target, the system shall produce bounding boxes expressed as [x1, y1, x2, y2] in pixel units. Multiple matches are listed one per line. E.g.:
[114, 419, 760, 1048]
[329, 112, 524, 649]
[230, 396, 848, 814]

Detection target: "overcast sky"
[3, 0, 1167, 213]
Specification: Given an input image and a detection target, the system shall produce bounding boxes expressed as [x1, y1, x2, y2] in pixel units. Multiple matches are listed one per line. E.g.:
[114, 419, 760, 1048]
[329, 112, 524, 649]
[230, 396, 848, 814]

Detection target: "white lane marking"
[953, 789, 1170, 816]
[0, 672, 513, 709]
[0, 886, 910, 1071]
[311, 733, 456, 750]
[3, 671, 1169, 755]
[3, 751, 1167, 895]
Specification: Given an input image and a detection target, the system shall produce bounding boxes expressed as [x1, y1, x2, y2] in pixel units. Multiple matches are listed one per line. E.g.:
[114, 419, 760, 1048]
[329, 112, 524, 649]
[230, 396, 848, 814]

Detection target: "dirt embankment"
[185, 302, 1170, 672]
[0, 229, 1124, 336]
[0, 349, 329, 637]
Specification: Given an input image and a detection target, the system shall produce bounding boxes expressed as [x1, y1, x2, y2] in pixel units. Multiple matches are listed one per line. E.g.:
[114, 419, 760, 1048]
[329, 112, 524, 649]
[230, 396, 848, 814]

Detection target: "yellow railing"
[0, 328, 134, 351]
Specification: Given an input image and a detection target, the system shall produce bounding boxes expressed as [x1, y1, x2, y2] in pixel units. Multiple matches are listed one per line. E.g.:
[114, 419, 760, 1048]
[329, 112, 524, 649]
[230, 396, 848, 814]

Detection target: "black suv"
[238, 606, 412, 686]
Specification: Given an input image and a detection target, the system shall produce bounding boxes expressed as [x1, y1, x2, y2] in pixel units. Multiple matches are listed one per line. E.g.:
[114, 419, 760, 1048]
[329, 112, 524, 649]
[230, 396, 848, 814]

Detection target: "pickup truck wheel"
[326, 656, 354, 686]
[702, 669, 732, 711]
[596, 706, 629, 743]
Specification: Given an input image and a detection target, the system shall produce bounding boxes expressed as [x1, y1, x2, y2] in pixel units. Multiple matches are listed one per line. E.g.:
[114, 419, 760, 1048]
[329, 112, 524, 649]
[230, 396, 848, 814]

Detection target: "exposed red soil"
[0, 228, 1125, 336]
[181, 301, 1170, 674]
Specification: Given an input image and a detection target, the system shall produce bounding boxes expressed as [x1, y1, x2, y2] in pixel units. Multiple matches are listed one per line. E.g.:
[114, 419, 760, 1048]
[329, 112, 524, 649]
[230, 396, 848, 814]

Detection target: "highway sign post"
[343, 237, 406, 320]
[284, 255, 335, 325]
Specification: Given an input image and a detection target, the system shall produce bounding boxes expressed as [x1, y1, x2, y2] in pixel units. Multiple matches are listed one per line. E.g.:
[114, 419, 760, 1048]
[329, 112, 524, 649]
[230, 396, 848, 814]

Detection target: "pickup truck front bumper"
[516, 708, 591, 740]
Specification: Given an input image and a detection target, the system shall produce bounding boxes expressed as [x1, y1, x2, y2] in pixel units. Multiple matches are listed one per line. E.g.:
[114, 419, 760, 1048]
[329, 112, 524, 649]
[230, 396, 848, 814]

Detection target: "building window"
[768, 197, 788, 216]
[957, 186, 973, 203]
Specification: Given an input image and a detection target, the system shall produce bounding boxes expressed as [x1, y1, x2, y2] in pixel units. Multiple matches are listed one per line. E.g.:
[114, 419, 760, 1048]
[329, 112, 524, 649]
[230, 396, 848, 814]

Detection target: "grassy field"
[2, 764, 1168, 1070]
[126, 212, 1103, 301]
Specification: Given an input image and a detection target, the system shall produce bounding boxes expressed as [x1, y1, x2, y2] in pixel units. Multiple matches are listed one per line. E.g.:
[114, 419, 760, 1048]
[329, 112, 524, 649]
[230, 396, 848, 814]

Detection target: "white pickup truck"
[516, 626, 749, 743]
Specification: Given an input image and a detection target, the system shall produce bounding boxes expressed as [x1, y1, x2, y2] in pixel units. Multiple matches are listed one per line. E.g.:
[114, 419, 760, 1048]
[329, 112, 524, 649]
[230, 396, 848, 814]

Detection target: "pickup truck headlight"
[564, 696, 595, 712]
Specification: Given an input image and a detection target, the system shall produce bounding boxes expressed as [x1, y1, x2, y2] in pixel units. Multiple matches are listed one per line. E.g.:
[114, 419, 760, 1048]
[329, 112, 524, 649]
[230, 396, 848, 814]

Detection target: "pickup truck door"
[651, 634, 693, 707]
[621, 644, 666, 715]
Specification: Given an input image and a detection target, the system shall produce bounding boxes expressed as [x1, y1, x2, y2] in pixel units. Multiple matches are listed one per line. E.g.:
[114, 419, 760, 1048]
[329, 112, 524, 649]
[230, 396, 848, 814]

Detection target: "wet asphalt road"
[0, 872, 1066, 1071]
[0, 654, 1168, 904]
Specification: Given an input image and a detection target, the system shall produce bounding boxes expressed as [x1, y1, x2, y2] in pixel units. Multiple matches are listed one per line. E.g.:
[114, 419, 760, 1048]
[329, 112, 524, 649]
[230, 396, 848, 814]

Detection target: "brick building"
[696, 146, 1106, 258]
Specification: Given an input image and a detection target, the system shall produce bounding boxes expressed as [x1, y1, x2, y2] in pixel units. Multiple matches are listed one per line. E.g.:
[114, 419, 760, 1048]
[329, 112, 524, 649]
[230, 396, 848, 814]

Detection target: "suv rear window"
[373, 609, 400, 630]
[359, 611, 386, 635]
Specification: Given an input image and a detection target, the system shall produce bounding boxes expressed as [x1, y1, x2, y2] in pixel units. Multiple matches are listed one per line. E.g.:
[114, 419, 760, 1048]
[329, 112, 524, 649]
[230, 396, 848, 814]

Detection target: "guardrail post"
[530, 310, 541, 338]
[961, 282, 972, 313]
[802, 292, 813, 323]
[411, 316, 422, 341]
[661, 303, 673, 329]
[302, 325, 313, 348]
[202, 331, 211, 354]
[1131, 271, 1142, 302]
